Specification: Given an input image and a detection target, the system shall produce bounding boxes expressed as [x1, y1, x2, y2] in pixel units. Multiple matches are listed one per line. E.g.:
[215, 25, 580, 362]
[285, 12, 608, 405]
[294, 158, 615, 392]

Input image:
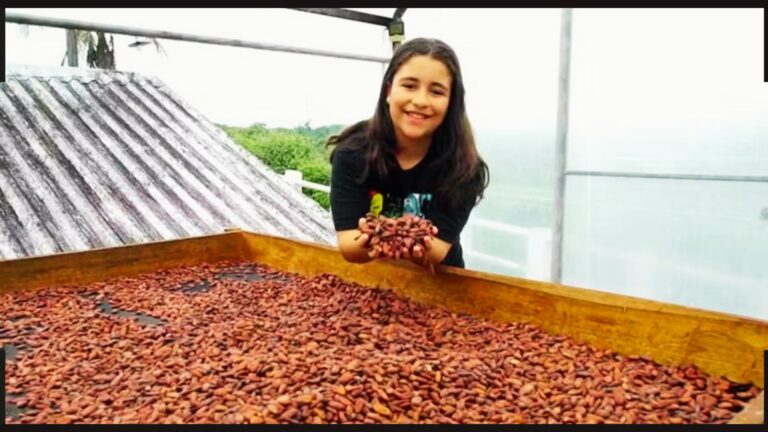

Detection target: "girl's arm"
[330, 147, 375, 264]
[336, 218, 374, 264]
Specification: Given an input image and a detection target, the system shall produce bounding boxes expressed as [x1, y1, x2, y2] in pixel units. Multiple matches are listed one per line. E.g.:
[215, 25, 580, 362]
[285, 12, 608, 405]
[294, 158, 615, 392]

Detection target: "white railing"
[462, 217, 552, 281]
[283, 169, 330, 193]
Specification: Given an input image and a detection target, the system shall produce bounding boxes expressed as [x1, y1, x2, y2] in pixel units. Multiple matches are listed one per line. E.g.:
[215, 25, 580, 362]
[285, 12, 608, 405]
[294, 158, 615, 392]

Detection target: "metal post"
[284, 170, 303, 193]
[389, 18, 405, 53]
[551, 8, 573, 284]
[565, 170, 768, 183]
[5, 12, 390, 64]
[289, 8, 391, 27]
[390, 9, 407, 52]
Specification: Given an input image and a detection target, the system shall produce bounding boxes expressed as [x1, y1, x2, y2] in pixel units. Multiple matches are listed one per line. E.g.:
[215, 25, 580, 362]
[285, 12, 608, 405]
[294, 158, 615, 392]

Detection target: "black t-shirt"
[330, 136, 475, 268]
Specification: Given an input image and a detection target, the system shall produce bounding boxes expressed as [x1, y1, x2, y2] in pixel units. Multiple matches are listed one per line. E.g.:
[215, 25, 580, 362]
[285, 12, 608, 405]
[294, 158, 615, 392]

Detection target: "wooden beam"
[0, 231, 249, 294]
[242, 231, 768, 386]
[290, 8, 391, 27]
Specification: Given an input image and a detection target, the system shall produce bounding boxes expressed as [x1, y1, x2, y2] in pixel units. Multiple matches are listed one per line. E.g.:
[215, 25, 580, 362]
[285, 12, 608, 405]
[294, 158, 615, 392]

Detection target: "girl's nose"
[411, 90, 428, 107]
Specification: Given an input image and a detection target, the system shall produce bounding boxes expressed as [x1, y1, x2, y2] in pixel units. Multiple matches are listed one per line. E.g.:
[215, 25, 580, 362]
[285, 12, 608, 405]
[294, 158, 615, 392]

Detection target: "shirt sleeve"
[330, 149, 370, 231]
[426, 193, 475, 245]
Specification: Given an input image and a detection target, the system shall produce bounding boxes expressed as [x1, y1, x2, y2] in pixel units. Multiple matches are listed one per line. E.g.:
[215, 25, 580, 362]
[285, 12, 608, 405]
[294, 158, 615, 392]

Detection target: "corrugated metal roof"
[0, 65, 336, 260]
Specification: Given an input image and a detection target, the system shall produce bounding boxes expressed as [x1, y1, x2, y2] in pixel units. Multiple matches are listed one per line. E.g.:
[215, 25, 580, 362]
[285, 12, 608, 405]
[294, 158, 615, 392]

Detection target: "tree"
[221, 124, 341, 210]
[61, 29, 166, 70]
[84, 31, 115, 69]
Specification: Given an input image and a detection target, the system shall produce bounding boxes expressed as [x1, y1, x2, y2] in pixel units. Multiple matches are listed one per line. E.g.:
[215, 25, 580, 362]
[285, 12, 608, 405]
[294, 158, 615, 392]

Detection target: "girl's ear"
[385, 81, 392, 103]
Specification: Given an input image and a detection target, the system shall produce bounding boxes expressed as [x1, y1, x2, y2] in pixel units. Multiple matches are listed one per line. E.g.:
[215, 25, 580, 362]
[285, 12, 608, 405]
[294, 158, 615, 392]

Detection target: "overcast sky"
[5, 8, 567, 131]
[5, 8, 766, 140]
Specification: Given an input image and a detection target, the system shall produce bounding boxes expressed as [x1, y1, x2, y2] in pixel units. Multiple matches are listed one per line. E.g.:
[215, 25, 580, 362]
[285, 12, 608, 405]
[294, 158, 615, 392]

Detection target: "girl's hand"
[412, 224, 439, 259]
[353, 217, 378, 257]
[412, 225, 439, 273]
[357, 214, 447, 273]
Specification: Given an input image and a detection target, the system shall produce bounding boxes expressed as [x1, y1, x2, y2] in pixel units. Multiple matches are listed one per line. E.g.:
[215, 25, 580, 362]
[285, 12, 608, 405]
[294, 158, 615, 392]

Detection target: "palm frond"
[17, 24, 31, 37]
[151, 38, 168, 56]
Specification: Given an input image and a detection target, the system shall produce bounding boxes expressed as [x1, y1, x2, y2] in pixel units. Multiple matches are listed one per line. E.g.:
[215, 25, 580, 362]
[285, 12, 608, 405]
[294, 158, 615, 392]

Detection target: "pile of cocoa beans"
[358, 213, 438, 260]
[1, 261, 761, 424]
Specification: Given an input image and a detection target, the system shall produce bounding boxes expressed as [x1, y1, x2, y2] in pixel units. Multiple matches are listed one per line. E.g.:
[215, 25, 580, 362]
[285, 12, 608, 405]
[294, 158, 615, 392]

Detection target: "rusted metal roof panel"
[0, 65, 336, 260]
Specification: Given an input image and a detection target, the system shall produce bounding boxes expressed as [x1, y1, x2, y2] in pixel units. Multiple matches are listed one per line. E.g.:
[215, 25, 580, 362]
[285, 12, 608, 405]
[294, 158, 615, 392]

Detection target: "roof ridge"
[5, 64, 163, 86]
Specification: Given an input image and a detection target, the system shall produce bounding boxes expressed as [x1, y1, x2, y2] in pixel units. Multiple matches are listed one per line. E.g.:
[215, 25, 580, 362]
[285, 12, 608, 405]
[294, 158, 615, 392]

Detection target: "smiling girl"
[328, 38, 489, 270]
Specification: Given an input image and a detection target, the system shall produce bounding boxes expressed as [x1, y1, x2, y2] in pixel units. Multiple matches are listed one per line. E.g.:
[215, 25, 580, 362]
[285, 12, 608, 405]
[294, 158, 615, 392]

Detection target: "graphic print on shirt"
[369, 189, 432, 218]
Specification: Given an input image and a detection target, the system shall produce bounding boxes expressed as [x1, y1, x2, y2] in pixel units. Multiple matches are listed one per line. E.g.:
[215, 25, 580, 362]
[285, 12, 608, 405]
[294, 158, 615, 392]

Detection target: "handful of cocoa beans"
[357, 212, 438, 261]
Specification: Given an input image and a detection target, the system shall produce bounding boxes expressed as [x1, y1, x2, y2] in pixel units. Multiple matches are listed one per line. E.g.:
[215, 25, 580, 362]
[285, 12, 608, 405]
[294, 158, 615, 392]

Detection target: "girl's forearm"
[340, 244, 375, 263]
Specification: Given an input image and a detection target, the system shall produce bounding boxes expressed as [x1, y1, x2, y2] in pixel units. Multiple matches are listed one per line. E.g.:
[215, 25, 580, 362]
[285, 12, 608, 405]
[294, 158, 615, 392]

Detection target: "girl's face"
[387, 55, 452, 147]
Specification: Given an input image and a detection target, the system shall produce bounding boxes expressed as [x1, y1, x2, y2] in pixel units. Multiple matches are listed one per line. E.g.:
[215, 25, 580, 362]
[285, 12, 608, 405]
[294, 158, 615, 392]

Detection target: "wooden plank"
[243, 231, 768, 387]
[728, 391, 764, 424]
[0, 230, 249, 293]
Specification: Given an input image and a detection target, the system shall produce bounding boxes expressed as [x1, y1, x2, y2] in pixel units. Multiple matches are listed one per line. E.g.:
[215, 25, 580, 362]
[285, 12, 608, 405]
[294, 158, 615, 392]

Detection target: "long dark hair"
[328, 38, 489, 210]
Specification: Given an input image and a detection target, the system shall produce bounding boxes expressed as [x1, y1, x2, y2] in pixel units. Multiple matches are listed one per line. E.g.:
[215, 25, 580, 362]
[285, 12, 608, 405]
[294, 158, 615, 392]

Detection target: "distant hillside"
[219, 123, 344, 210]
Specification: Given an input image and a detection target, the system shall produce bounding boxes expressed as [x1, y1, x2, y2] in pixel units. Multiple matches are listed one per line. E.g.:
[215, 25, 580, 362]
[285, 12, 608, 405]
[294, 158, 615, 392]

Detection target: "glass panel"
[564, 9, 768, 320]
[564, 176, 768, 320]
[568, 9, 768, 176]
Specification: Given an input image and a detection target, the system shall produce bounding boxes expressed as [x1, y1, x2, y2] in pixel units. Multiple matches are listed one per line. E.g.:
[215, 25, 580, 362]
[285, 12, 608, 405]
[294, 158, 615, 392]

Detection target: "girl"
[328, 38, 489, 269]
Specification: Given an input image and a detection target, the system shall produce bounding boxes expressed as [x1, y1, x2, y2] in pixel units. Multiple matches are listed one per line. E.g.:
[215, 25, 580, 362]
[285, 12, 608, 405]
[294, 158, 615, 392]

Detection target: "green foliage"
[221, 123, 343, 210]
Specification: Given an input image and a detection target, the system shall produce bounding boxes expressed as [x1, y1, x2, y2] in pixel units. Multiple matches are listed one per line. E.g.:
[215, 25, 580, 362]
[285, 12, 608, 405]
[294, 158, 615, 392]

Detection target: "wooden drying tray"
[1, 229, 765, 424]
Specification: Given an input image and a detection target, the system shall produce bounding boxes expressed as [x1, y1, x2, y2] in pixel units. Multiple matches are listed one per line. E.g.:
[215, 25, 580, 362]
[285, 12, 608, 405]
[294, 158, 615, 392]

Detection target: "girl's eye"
[402, 83, 416, 89]
[432, 90, 446, 96]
